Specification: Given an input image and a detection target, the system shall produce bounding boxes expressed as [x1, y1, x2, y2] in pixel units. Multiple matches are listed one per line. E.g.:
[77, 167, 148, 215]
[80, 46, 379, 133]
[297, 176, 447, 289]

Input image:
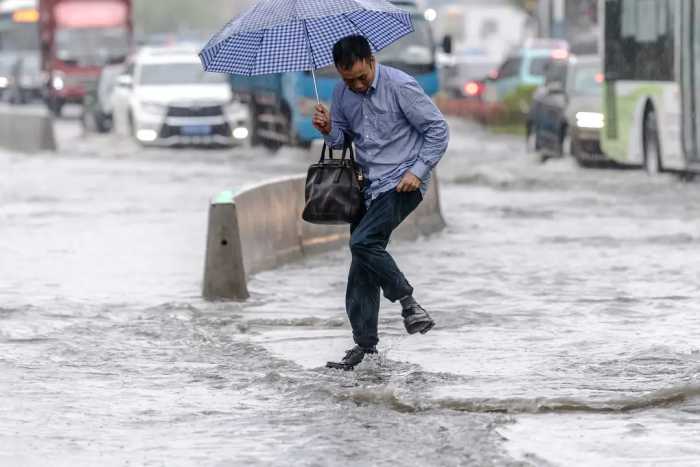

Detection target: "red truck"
[39, 0, 132, 115]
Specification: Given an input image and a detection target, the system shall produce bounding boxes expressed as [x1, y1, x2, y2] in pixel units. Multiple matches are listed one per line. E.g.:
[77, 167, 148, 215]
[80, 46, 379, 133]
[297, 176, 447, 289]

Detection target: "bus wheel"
[643, 107, 662, 175]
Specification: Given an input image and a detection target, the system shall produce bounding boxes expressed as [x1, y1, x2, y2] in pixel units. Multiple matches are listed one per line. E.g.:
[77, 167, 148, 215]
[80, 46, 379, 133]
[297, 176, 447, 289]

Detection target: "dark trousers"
[346, 189, 423, 348]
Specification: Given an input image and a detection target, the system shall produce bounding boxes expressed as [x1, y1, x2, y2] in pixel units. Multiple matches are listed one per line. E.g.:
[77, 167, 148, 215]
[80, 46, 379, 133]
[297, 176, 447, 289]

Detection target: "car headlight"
[52, 73, 65, 91]
[0, 76, 8, 88]
[140, 101, 166, 115]
[232, 127, 249, 140]
[576, 112, 604, 129]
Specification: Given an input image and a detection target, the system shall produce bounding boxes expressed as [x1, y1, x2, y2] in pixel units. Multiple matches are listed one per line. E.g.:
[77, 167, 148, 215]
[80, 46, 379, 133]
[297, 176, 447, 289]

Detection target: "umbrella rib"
[202, 34, 237, 73]
[341, 13, 378, 51]
[235, 0, 264, 35]
[250, 29, 267, 76]
[200, 3, 254, 70]
[302, 19, 317, 70]
[347, 10, 413, 54]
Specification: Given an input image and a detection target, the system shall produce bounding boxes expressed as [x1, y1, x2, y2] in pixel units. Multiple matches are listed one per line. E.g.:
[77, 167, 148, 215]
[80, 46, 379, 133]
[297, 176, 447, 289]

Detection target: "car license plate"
[181, 125, 212, 136]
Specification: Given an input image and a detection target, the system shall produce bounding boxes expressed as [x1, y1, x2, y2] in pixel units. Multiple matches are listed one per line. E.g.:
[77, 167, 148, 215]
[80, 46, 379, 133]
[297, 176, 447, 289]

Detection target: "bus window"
[605, 0, 674, 81]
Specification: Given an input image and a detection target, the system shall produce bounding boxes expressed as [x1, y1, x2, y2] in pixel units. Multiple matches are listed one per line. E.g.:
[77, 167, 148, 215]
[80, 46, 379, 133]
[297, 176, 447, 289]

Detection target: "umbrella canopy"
[199, 0, 414, 76]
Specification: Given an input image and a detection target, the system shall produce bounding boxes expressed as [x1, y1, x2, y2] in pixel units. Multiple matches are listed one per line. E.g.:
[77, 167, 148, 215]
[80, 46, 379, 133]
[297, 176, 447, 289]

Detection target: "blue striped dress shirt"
[323, 64, 449, 203]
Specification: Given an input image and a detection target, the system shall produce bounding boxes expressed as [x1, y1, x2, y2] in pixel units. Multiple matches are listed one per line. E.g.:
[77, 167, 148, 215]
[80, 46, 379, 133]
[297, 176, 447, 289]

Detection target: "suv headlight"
[140, 101, 166, 116]
[232, 127, 249, 140]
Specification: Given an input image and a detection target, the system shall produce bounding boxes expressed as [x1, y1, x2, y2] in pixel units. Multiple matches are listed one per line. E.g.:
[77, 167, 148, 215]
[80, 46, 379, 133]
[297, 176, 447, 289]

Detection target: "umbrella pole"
[311, 68, 320, 105]
[302, 20, 320, 105]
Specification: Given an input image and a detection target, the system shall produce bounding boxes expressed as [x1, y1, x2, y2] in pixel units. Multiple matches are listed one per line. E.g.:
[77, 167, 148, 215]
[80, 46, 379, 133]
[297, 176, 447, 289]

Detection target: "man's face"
[337, 57, 375, 94]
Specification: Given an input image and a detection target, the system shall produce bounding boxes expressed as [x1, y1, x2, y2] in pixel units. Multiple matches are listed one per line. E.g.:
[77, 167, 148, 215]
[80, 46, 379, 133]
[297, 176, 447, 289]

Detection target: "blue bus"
[231, 0, 439, 149]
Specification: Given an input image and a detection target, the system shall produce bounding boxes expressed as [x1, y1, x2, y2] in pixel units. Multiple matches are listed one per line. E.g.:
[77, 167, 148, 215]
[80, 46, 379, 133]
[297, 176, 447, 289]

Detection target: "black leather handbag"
[302, 138, 364, 225]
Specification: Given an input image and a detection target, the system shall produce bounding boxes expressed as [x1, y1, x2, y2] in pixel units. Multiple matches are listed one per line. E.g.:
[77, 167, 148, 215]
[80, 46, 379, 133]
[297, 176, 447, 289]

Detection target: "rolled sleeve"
[409, 159, 431, 181]
[397, 81, 449, 180]
[324, 83, 349, 149]
[323, 126, 344, 148]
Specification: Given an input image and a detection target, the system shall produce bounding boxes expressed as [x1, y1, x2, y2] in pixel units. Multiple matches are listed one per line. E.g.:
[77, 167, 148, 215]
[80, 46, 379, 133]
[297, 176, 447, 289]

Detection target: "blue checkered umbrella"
[199, 0, 414, 102]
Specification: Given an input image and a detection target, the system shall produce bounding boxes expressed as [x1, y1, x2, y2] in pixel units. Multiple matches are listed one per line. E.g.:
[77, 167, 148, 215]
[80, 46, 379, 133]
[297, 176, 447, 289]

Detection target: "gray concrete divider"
[0, 105, 56, 153]
[203, 173, 446, 300]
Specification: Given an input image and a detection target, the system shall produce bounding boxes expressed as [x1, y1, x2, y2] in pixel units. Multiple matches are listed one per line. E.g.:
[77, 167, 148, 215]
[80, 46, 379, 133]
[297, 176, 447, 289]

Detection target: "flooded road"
[1, 115, 700, 466]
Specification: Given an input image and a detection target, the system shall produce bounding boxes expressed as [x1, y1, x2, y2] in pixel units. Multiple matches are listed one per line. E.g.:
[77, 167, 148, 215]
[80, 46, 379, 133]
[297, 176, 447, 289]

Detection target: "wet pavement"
[1, 113, 700, 466]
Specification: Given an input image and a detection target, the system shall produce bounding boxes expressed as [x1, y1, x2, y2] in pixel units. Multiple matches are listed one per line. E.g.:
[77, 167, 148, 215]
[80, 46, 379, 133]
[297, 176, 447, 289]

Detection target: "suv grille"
[167, 104, 223, 117]
[160, 122, 230, 138]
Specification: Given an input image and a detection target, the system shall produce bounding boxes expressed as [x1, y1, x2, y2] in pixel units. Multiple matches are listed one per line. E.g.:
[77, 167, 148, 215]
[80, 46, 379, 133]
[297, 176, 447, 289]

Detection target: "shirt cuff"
[409, 159, 431, 181]
[323, 127, 343, 148]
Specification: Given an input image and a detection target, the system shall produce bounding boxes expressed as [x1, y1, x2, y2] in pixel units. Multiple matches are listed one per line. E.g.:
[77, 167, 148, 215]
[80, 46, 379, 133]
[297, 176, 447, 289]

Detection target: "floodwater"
[1, 112, 700, 466]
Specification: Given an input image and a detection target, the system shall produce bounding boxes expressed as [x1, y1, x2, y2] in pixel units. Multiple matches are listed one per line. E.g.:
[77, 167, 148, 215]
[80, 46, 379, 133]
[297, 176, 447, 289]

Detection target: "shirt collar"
[369, 63, 381, 93]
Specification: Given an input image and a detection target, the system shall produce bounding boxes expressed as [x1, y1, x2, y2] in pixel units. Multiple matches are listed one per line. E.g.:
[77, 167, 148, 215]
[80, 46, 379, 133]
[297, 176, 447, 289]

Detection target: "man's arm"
[396, 81, 449, 181]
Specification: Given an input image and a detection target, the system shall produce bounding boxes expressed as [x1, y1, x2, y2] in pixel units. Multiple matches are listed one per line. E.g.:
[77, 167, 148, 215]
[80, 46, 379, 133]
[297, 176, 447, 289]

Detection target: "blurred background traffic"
[0, 0, 696, 176]
[5, 3, 700, 464]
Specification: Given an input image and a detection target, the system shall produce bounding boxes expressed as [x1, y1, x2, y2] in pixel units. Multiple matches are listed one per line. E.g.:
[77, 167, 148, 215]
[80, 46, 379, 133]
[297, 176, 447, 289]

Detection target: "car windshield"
[458, 62, 498, 80]
[56, 27, 129, 65]
[138, 63, 226, 85]
[0, 22, 39, 51]
[529, 57, 553, 77]
[0, 56, 14, 73]
[571, 64, 601, 97]
[21, 55, 40, 70]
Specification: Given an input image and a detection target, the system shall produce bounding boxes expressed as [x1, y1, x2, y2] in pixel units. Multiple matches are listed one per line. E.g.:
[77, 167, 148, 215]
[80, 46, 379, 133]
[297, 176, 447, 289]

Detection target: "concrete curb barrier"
[203, 173, 446, 300]
[0, 105, 56, 153]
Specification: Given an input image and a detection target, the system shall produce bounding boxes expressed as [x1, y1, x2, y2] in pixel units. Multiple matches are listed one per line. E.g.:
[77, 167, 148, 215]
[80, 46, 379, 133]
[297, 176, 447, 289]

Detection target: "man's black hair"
[333, 35, 372, 70]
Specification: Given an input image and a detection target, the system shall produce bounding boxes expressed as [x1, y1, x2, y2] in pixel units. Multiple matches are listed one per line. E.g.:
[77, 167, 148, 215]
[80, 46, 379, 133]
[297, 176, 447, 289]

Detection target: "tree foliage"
[510, 0, 537, 14]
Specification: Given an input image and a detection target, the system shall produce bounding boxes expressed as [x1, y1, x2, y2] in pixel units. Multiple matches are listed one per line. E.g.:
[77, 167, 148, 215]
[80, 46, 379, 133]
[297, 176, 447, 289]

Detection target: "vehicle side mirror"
[441, 35, 453, 55]
[116, 74, 133, 88]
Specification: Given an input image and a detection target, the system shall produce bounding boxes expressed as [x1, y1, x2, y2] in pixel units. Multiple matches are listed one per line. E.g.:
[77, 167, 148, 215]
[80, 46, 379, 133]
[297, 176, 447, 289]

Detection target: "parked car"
[111, 46, 249, 147]
[526, 55, 606, 165]
[5, 53, 43, 104]
[439, 48, 499, 98]
[0, 55, 13, 101]
[480, 39, 570, 122]
[81, 63, 126, 133]
[0, 53, 41, 104]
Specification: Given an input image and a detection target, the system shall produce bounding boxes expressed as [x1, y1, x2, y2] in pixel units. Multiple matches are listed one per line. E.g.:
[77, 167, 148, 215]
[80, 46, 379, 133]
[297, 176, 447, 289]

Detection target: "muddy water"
[1, 117, 699, 466]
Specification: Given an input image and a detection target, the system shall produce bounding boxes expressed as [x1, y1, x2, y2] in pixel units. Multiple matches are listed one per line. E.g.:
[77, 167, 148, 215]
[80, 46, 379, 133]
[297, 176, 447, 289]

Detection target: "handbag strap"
[320, 133, 355, 164]
[319, 142, 335, 163]
[340, 132, 356, 163]
[332, 133, 357, 183]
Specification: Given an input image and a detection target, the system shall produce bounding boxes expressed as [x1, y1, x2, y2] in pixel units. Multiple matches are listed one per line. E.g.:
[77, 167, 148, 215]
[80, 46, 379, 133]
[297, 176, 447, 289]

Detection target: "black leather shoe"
[326, 345, 377, 371]
[402, 303, 435, 335]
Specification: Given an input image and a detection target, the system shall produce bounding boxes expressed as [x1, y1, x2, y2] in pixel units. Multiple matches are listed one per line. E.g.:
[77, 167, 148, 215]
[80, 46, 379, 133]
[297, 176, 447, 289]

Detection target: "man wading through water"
[314, 35, 449, 370]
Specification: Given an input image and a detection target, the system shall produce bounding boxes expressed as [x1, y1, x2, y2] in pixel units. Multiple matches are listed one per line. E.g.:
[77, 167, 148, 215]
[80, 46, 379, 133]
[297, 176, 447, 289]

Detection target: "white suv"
[111, 46, 249, 147]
